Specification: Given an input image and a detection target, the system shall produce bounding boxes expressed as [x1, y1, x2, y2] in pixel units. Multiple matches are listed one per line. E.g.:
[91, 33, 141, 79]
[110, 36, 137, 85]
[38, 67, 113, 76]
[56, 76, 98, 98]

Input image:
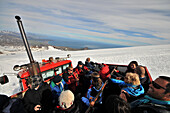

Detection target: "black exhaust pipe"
[15, 16, 41, 77]
[15, 16, 34, 63]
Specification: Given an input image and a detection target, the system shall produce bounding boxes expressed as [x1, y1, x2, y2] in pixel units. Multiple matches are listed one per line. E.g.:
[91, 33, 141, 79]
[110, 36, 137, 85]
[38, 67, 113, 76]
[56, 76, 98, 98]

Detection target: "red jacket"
[74, 65, 89, 77]
[63, 71, 78, 93]
[99, 64, 111, 82]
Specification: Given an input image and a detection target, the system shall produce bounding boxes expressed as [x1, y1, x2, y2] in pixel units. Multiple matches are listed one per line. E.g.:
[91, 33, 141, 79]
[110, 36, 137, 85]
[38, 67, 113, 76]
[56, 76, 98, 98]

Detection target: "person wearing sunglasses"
[131, 76, 170, 113]
[63, 66, 79, 94]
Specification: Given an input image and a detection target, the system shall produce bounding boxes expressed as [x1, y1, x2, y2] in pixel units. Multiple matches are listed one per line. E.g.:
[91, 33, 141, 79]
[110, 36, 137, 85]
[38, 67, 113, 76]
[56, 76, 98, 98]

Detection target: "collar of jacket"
[51, 81, 56, 88]
[144, 95, 170, 105]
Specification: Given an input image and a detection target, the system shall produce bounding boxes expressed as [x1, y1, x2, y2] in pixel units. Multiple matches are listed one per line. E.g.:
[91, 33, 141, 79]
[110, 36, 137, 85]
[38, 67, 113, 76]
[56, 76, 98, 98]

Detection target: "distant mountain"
[0, 30, 83, 53]
[0, 30, 51, 47]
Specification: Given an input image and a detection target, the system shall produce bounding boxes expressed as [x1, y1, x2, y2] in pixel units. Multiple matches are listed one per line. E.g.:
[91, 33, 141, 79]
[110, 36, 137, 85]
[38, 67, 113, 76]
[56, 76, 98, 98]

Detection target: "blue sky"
[0, 0, 170, 47]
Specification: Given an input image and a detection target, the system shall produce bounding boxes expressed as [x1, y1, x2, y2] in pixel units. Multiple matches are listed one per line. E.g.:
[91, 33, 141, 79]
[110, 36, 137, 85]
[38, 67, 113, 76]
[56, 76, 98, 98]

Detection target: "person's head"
[105, 95, 131, 113]
[147, 76, 170, 101]
[91, 72, 102, 90]
[53, 75, 62, 85]
[78, 61, 83, 68]
[59, 90, 74, 110]
[128, 61, 138, 70]
[49, 57, 53, 62]
[67, 54, 71, 58]
[27, 75, 42, 89]
[86, 57, 90, 62]
[134, 66, 145, 78]
[124, 73, 141, 86]
[67, 67, 73, 74]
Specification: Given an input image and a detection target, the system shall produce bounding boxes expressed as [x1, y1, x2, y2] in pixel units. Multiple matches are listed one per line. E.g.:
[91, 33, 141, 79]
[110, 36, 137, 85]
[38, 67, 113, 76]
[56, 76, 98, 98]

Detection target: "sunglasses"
[69, 69, 73, 71]
[152, 81, 166, 90]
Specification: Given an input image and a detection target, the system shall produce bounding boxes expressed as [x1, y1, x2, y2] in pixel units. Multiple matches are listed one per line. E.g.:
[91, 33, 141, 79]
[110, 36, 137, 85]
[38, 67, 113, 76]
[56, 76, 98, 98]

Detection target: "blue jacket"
[81, 84, 104, 106]
[50, 79, 67, 100]
[131, 95, 170, 109]
[111, 78, 144, 96]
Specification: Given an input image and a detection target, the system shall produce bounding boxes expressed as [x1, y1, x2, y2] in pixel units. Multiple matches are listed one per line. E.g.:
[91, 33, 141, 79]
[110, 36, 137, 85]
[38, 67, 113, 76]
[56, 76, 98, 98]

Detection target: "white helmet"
[59, 90, 74, 109]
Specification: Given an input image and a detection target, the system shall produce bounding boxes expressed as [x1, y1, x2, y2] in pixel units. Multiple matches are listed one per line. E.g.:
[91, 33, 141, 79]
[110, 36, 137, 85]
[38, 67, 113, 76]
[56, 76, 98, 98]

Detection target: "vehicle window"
[55, 66, 62, 75]
[117, 66, 127, 73]
[41, 69, 54, 80]
[63, 63, 70, 71]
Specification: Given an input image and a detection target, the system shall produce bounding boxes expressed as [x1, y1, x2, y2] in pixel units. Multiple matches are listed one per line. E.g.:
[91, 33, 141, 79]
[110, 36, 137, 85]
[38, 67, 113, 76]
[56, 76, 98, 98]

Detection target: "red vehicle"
[11, 56, 72, 98]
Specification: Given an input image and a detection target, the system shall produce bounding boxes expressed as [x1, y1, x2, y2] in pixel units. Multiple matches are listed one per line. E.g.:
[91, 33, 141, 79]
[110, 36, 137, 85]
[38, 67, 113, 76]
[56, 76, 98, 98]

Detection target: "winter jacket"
[110, 78, 144, 97]
[2, 98, 26, 113]
[63, 71, 78, 94]
[99, 64, 111, 82]
[23, 82, 53, 113]
[74, 65, 89, 77]
[85, 61, 94, 70]
[50, 79, 67, 101]
[81, 84, 104, 106]
[131, 95, 170, 113]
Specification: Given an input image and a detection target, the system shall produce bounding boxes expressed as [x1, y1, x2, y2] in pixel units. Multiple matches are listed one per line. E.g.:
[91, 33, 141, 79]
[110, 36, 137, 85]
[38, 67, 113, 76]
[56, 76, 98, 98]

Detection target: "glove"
[81, 97, 90, 106]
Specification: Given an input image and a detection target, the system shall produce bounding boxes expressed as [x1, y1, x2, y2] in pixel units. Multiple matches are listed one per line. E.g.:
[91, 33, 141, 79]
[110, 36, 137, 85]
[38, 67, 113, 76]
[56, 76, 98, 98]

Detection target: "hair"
[67, 66, 73, 71]
[105, 95, 131, 113]
[91, 72, 100, 78]
[127, 61, 138, 70]
[125, 73, 141, 85]
[91, 72, 102, 90]
[86, 57, 90, 62]
[159, 76, 170, 94]
[49, 57, 53, 62]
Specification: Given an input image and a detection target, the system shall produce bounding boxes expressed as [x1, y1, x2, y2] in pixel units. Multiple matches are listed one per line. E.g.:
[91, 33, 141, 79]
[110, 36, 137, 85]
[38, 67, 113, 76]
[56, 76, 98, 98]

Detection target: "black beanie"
[78, 61, 83, 65]
[53, 75, 62, 83]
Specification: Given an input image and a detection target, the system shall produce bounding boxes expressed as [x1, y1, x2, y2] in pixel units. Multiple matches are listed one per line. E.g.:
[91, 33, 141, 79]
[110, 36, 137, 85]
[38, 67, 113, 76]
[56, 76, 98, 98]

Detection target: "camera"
[0, 75, 9, 85]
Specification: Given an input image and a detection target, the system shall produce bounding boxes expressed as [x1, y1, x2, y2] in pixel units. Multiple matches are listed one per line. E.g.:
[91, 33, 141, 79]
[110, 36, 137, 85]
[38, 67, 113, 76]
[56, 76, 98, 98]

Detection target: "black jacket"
[131, 103, 170, 113]
[23, 83, 53, 113]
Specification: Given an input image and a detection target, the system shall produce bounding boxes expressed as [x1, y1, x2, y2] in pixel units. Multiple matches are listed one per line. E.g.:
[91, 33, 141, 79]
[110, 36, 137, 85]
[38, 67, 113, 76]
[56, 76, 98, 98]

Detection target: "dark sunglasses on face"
[152, 81, 166, 90]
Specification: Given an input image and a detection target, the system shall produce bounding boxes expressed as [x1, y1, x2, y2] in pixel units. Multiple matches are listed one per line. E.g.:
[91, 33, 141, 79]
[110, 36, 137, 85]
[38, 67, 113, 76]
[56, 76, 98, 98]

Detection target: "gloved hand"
[81, 97, 90, 106]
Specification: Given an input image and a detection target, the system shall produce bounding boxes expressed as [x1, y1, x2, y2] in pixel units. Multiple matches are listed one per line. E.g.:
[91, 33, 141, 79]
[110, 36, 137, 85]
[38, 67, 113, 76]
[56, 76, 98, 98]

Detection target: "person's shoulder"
[41, 82, 51, 89]
[132, 103, 170, 113]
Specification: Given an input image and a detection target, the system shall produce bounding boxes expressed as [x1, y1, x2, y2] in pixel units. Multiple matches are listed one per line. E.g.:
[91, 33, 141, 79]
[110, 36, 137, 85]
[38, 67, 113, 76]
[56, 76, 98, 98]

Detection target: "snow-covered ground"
[0, 44, 170, 96]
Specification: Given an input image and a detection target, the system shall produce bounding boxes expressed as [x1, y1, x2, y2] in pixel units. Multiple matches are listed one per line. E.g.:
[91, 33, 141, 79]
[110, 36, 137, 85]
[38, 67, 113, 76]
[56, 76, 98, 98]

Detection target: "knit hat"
[53, 75, 62, 83]
[78, 61, 83, 65]
[29, 75, 42, 89]
[59, 90, 74, 109]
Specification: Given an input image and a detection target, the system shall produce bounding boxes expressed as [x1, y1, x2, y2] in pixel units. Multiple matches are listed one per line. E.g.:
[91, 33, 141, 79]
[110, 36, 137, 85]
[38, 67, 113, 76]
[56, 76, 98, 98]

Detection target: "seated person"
[74, 61, 91, 95]
[56, 90, 82, 113]
[74, 61, 91, 76]
[81, 72, 104, 112]
[50, 75, 68, 105]
[99, 64, 111, 82]
[131, 76, 170, 113]
[134, 66, 149, 92]
[112, 61, 138, 80]
[23, 75, 53, 113]
[48, 57, 54, 64]
[63, 67, 79, 94]
[126, 61, 138, 73]
[104, 95, 131, 113]
[110, 73, 144, 102]
[135, 66, 147, 84]
[85, 57, 95, 70]
[0, 94, 26, 113]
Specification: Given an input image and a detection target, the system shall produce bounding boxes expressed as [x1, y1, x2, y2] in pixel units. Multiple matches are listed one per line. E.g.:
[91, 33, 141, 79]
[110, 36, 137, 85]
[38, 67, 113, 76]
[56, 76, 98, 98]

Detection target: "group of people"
[0, 58, 170, 113]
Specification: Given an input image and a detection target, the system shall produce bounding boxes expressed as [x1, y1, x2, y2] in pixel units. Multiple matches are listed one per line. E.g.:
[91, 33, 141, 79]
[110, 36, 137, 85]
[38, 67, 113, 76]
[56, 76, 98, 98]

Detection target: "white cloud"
[0, 0, 170, 46]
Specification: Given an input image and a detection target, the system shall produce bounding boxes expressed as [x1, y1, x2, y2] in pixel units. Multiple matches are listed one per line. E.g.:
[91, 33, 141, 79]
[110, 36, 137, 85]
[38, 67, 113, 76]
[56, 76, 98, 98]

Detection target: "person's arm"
[110, 78, 126, 86]
[23, 91, 36, 112]
[81, 88, 92, 106]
